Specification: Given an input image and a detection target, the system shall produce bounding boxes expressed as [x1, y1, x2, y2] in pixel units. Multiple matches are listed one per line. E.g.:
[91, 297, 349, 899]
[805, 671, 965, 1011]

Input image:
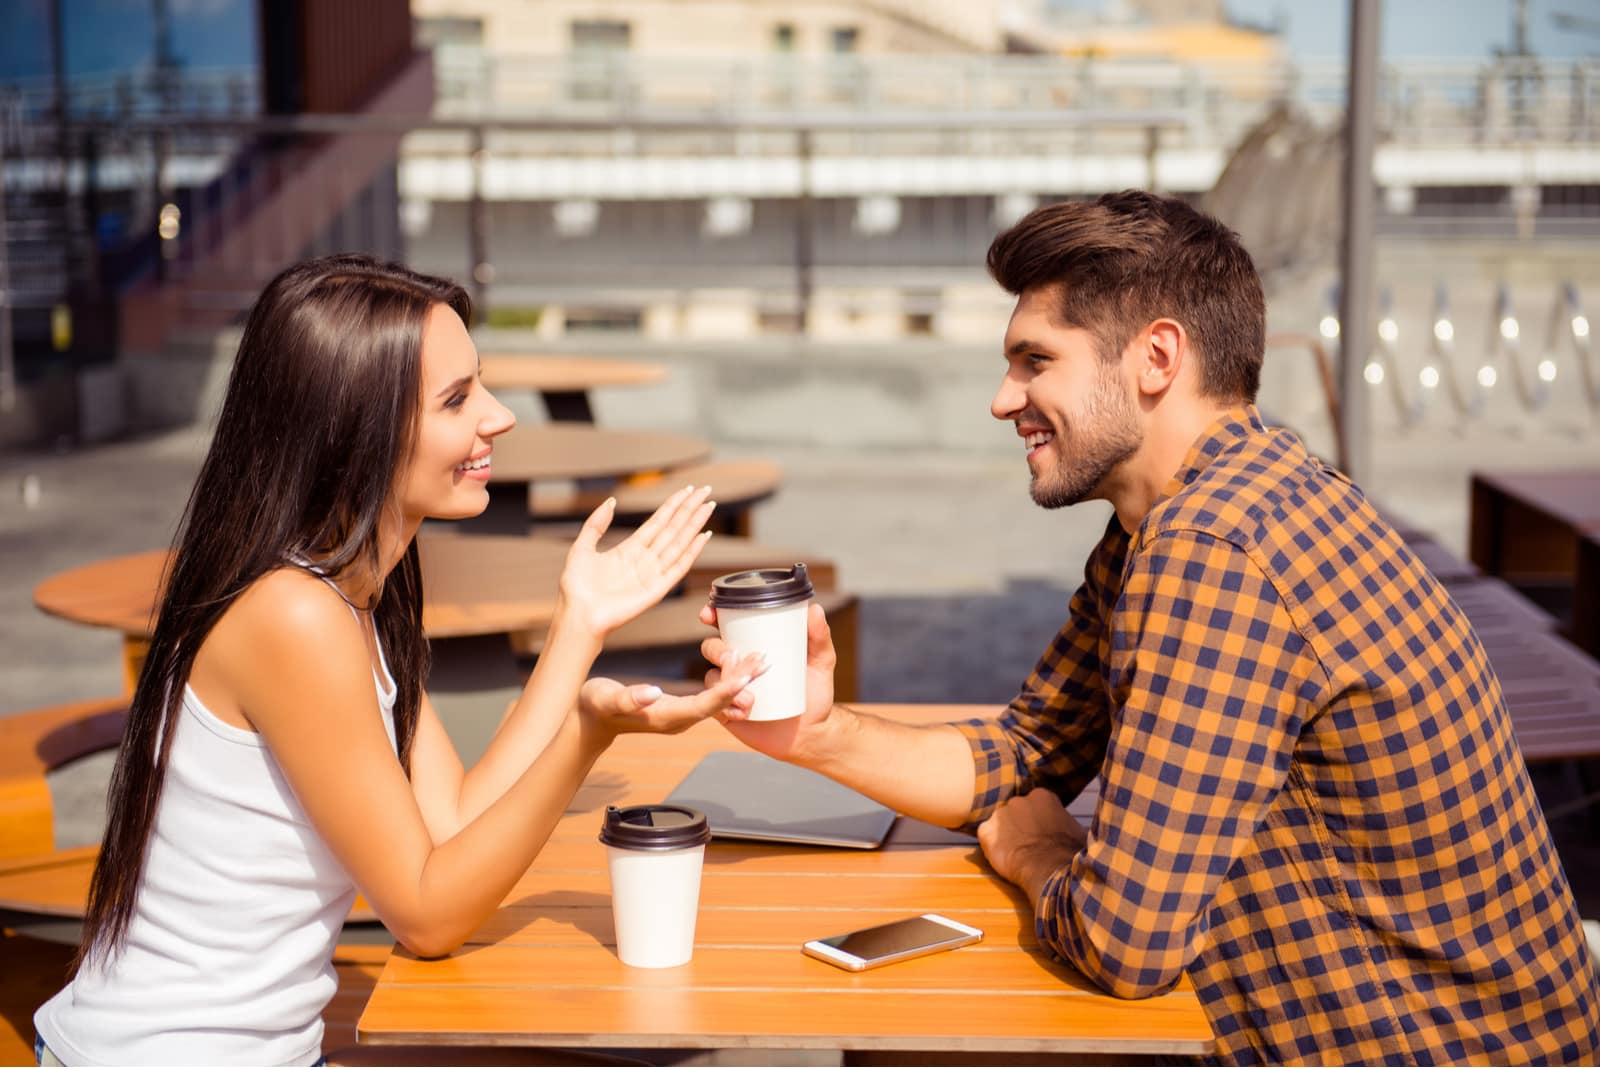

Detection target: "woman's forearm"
[453, 605, 605, 826]
[401, 708, 611, 956]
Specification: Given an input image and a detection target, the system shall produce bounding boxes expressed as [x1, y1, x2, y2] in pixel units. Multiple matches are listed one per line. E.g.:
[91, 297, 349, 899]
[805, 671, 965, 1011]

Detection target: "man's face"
[992, 287, 1143, 509]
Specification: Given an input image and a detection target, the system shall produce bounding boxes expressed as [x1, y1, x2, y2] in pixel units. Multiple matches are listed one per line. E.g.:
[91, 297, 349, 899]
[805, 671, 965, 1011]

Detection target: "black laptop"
[664, 750, 897, 849]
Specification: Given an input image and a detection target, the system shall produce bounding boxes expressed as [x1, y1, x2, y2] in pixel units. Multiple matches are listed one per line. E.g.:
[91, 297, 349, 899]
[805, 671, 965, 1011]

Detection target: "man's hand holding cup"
[698, 584, 840, 765]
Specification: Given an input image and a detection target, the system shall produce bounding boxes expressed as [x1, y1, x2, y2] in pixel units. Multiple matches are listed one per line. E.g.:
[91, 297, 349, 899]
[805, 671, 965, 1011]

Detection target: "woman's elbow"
[389, 917, 469, 960]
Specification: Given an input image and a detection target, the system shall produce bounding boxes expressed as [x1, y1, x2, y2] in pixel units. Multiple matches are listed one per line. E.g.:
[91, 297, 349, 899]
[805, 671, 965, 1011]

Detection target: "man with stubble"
[700, 190, 1600, 1064]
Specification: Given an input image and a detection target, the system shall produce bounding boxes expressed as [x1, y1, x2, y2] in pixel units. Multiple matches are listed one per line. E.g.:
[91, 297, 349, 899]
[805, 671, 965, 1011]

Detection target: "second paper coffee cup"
[708, 563, 814, 721]
[600, 803, 712, 968]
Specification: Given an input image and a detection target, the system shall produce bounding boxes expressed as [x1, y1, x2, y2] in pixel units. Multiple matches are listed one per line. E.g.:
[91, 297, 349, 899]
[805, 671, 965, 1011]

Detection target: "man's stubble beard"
[1029, 365, 1143, 510]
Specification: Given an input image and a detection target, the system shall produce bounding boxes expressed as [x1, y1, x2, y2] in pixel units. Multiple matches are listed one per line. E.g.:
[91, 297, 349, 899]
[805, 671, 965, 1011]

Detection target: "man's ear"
[1137, 318, 1186, 396]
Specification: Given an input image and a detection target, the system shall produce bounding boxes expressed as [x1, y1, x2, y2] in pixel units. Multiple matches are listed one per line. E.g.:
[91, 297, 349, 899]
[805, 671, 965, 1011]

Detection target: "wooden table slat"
[358, 986, 1213, 1054]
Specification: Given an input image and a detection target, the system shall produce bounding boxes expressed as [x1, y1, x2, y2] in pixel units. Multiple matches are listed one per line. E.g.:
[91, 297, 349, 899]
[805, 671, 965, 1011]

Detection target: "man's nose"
[991, 374, 1025, 422]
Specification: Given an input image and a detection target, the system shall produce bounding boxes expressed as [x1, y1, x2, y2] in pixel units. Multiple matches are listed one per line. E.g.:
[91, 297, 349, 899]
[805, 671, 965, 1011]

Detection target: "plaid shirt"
[956, 407, 1600, 1066]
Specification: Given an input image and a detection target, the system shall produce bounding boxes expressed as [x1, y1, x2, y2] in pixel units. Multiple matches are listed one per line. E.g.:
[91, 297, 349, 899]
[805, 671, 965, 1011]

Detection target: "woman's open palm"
[559, 484, 716, 636]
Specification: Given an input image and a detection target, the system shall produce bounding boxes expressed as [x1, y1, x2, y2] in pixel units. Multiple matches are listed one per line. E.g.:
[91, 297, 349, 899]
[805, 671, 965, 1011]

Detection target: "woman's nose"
[481, 391, 516, 437]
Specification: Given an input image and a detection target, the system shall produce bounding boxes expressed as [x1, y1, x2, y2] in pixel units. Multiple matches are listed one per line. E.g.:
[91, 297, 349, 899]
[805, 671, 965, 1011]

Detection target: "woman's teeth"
[458, 455, 489, 471]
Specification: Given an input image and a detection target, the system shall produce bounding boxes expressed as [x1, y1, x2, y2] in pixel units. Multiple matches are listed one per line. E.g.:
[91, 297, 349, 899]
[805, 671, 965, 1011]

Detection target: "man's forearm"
[796, 705, 979, 828]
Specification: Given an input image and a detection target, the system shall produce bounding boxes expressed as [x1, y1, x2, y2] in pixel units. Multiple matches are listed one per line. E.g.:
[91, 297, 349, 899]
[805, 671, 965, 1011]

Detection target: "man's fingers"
[806, 602, 838, 670]
[701, 635, 729, 667]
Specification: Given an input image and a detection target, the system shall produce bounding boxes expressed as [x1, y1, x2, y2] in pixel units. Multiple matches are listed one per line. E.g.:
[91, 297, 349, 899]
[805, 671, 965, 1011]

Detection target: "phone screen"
[818, 915, 967, 960]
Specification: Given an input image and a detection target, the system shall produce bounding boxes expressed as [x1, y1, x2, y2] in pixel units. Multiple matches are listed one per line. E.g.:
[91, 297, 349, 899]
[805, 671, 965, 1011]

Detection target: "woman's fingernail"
[637, 685, 663, 702]
[735, 675, 752, 688]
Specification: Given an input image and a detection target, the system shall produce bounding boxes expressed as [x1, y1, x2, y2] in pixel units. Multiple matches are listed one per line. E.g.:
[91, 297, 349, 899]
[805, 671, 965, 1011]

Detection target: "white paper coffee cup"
[708, 564, 814, 721]
[599, 804, 712, 968]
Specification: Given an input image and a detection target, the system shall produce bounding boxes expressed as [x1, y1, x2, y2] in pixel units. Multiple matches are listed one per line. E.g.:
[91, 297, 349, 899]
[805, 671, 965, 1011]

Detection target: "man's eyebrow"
[1006, 338, 1052, 357]
[434, 373, 473, 399]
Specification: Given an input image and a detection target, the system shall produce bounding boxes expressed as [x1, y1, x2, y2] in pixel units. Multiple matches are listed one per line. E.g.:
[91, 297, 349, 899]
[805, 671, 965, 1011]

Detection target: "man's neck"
[1107, 402, 1237, 534]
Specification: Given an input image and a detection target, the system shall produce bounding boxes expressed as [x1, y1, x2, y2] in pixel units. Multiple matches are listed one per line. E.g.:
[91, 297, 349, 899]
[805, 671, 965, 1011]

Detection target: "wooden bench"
[531, 458, 783, 538]
[1, 698, 128, 860]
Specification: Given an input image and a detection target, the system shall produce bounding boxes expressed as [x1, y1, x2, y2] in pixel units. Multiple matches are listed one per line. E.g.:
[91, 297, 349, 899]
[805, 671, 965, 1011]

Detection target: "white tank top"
[36, 596, 398, 1067]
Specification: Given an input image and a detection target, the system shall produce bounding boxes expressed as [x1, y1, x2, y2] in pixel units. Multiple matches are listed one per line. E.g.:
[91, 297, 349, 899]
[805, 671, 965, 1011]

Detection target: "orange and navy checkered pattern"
[956, 407, 1600, 1066]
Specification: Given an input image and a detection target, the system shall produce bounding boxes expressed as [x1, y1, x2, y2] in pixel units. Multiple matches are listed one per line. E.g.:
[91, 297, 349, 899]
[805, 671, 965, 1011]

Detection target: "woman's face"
[394, 303, 515, 524]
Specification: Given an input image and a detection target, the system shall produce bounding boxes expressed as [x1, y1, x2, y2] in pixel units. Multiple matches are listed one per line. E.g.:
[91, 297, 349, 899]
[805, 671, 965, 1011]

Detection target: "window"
[416, 16, 483, 48]
[773, 24, 795, 52]
[569, 20, 632, 102]
[830, 26, 859, 54]
[571, 20, 632, 53]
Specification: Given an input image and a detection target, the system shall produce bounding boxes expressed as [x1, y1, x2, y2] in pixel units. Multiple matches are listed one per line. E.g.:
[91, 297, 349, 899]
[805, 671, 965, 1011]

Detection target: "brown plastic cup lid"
[707, 563, 814, 609]
[599, 804, 712, 851]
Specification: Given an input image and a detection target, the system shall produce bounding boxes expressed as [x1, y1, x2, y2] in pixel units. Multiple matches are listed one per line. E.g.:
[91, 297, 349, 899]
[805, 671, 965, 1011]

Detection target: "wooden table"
[474, 424, 713, 535]
[1579, 526, 1600, 658]
[1469, 469, 1600, 652]
[32, 533, 847, 761]
[356, 705, 1215, 1059]
[479, 353, 668, 424]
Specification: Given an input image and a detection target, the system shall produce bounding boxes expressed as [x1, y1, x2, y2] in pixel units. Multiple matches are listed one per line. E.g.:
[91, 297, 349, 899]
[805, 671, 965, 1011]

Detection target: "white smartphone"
[801, 913, 984, 972]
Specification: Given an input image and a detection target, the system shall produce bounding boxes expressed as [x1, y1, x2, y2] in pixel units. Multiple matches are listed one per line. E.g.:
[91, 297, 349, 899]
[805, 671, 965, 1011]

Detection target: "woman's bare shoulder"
[206, 567, 363, 670]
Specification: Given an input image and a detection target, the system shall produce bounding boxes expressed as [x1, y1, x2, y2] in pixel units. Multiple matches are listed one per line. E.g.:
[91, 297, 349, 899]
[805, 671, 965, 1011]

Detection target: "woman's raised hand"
[557, 485, 716, 638]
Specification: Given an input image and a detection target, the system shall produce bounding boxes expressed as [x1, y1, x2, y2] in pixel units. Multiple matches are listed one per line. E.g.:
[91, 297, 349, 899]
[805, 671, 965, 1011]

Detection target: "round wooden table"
[32, 536, 566, 643]
[478, 353, 669, 423]
[33, 532, 828, 645]
[476, 424, 714, 534]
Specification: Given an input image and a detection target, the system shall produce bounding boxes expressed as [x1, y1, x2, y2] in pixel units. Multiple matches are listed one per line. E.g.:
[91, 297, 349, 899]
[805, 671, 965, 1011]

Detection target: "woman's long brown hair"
[74, 254, 471, 974]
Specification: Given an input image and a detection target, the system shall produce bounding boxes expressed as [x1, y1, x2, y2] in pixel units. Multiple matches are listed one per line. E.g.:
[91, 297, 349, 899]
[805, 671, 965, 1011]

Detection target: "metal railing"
[431, 49, 1600, 149]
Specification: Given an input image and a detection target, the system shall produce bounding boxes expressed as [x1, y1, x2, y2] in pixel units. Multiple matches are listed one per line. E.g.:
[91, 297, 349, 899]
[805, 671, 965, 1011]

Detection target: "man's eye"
[1026, 354, 1050, 368]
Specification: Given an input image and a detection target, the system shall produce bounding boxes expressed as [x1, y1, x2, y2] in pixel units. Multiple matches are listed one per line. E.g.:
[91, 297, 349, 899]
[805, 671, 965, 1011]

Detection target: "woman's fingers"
[573, 496, 618, 552]
[645, 487, 714, 555]
[631, 484, 697, 547]
[658, 529, 714, 590]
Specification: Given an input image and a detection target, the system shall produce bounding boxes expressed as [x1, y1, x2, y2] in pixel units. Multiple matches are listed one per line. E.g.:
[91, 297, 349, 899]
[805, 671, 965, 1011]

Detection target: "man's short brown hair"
[987, 190, 1265, 403]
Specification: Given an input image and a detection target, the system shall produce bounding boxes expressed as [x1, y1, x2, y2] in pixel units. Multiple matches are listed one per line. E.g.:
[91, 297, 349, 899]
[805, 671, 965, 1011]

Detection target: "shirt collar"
[1153, 404, 1265, 505]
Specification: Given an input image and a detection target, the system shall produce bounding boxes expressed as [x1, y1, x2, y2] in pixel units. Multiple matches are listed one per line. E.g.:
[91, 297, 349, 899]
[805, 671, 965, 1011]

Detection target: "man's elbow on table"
[1037, 880, 1192, 1000]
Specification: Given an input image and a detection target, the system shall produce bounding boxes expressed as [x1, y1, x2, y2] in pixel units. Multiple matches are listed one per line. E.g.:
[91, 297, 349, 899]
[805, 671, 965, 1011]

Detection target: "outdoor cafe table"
[473, 424, 713, 535]
[31, 530, 825, 695]
[478, 353, 668, 423]
[1469, 468, 1600, 653]
[355, 704, 1216, 1060]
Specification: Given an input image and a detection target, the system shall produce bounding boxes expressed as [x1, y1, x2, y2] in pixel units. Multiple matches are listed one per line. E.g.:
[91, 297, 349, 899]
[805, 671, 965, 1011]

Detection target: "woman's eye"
[444, 392, 467, 410]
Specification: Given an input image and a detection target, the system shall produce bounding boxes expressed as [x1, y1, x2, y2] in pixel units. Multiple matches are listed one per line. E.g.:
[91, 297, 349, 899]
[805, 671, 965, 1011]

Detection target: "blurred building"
[3, 0, 1598, 448]
[0, 0, 428, 445]
[413, 0, 1024, 58]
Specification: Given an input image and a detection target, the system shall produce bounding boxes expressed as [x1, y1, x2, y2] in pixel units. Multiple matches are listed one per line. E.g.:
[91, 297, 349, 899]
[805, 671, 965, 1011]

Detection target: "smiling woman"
[31, 254, 765, 1067]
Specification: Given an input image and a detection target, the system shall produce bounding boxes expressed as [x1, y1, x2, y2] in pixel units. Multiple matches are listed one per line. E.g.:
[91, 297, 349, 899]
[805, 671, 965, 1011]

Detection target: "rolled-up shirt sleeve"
[1035, 528, 1320, 998]
[950, 518, 1127, 831]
